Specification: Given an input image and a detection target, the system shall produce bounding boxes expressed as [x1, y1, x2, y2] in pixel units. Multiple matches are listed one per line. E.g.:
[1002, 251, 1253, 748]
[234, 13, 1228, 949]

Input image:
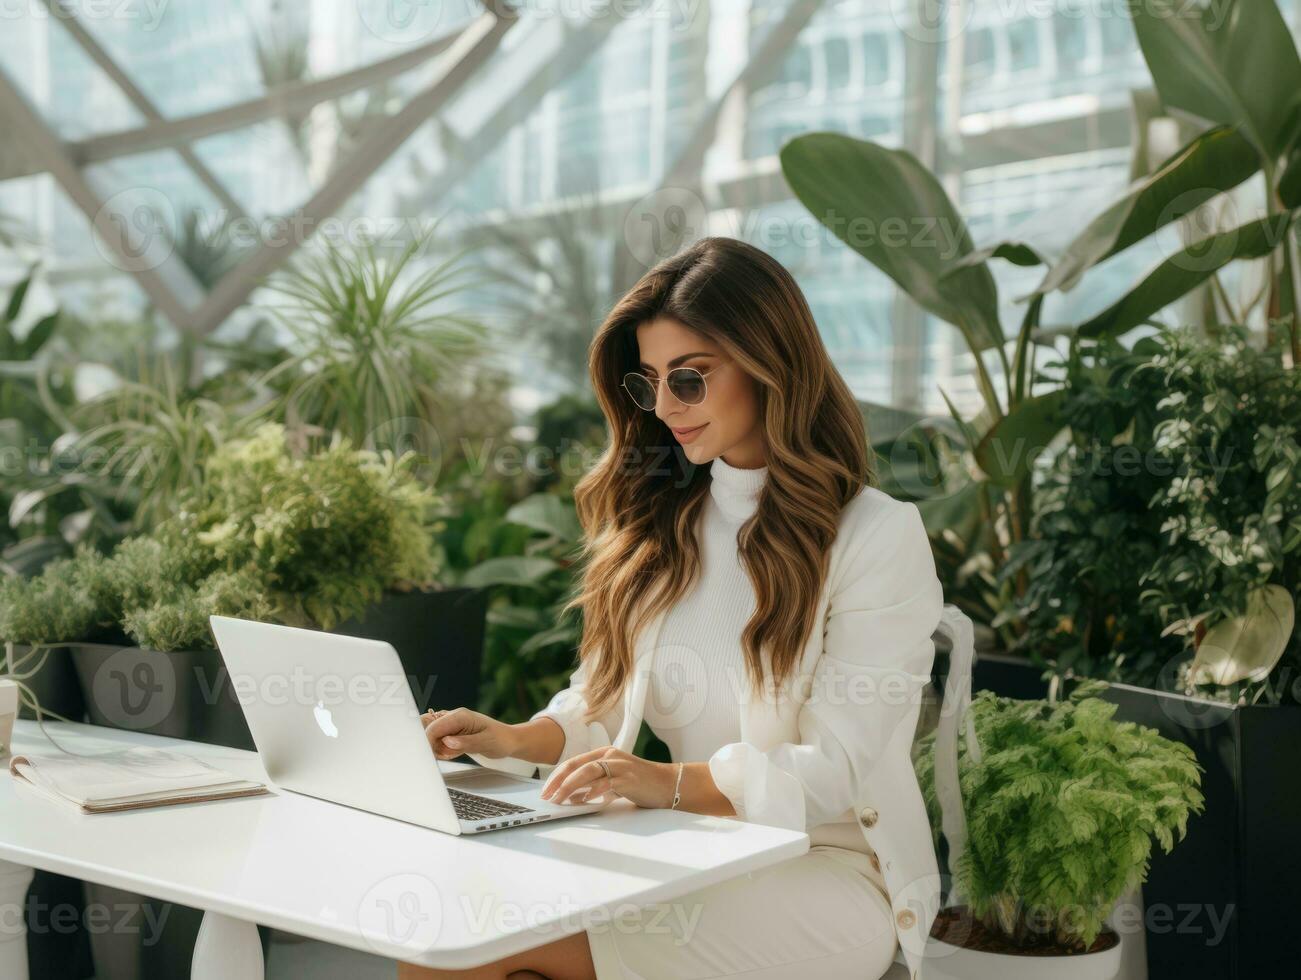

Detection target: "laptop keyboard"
[447, 787, 534, 821]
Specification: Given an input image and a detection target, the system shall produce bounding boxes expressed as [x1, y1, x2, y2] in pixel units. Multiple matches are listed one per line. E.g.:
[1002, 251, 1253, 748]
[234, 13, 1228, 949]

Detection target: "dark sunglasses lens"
[624, 374, 656, 409]
[668, 369, 706, 404]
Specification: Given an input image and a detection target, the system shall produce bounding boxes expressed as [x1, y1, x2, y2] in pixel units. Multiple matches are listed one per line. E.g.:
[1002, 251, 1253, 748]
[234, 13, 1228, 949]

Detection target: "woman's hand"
[421, 707, 517, 761]
[540, 746, 675, 809]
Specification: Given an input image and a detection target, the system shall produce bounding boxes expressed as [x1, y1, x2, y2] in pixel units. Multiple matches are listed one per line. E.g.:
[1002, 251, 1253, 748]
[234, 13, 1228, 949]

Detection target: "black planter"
[1098, 683, 1301, 980]
[40, 586, 487, 980]
[66, 586, 488, 751]
[334, 586, 487, 713]
[24, 869, 95, 980]
[971, 650, 1053, 700]
[967, 649, 1300, 980]
[12, 647, 93, 980]
[11, 643, 87, 723]
[69, 642, 259, 751]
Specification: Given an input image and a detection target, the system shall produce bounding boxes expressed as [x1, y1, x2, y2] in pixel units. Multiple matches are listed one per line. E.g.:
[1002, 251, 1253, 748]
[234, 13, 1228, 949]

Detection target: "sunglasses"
[621, 361, 727, 411]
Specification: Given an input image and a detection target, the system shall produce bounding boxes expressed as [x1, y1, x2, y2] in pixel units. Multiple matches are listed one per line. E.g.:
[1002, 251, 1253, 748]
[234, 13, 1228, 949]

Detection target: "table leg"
[0, 859, 34, 980]
[192, 910, 264, 980]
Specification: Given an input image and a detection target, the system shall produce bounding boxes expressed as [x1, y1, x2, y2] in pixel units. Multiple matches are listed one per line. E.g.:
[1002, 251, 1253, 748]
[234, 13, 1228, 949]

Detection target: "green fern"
[915, 682, 1204, 951]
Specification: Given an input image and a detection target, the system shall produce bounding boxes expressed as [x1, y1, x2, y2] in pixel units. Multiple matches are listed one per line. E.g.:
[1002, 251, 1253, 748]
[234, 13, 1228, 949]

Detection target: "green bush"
[915, 682, 1204, 951]
[177, 422, 440, 628]
[1002, 326, 1301, 695]
[121, 570, 273, 653]
[0, 548, 105, 645]
[0, 422, 443, 652]
[1132, 327, 1300, 690]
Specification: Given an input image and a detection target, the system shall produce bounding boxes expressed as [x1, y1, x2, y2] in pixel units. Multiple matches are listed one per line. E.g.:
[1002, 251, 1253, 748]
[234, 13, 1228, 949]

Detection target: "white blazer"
[471, 486, 946, 979]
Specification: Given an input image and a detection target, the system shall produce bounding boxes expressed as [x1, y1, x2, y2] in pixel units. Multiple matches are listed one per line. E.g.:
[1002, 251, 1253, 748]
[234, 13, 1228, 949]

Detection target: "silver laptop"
[208, 615, 606, 834]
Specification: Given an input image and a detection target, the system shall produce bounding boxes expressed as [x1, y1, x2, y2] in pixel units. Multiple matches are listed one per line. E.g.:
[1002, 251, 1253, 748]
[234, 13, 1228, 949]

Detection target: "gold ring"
[597, 760, 611, 780]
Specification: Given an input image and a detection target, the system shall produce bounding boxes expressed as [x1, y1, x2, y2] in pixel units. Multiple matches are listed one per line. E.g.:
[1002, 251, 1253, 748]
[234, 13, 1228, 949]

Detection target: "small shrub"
[0, 422, 443, 652]
[915, 682, 1204, 951]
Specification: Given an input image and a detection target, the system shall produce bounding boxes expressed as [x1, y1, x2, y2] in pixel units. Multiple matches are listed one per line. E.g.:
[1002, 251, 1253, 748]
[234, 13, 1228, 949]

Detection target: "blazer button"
[896, 909, 917, 929]
[858, 806, 879, 828]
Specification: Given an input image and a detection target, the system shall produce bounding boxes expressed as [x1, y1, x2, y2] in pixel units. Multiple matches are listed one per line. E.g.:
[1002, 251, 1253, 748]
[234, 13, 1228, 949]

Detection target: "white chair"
[905, 605, 1149, 980]
[876, 603, 978, 979]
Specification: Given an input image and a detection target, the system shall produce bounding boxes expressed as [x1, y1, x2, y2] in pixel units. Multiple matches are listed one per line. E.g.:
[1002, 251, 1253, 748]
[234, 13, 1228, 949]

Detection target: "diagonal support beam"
[40, 0, 247, 219]
[0, 64, 205, 329]
[189, 7, 519, 335]
[0, 19, 466, 181]
[407, 1, 656, 215]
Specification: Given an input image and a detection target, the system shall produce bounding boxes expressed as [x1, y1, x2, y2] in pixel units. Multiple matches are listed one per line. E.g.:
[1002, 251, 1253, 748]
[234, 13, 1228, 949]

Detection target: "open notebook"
[8, 745, 269, 814]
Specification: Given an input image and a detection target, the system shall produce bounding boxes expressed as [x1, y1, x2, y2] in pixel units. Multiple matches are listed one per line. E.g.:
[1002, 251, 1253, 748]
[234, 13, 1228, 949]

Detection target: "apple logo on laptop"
[313, 700, 339, 738]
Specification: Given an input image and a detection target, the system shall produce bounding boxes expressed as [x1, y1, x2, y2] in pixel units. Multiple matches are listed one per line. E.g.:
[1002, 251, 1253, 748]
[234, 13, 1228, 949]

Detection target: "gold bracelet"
[670, 761, 684, 810]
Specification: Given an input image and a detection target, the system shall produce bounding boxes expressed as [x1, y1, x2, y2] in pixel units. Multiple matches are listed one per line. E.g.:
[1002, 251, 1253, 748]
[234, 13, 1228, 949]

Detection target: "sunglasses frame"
[621, 361, 728, 411]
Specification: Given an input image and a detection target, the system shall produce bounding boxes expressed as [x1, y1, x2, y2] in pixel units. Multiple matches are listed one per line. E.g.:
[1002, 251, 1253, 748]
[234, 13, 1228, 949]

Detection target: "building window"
[824, 35, 851, 91]
[862, 32, 890, 87]
[1007, 18, 1040, 73]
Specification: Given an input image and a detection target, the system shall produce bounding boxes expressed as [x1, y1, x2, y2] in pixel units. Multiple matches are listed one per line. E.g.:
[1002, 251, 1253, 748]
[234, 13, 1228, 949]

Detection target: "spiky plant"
[915, 681, 1204, 951]
[258, 228, 490, 454]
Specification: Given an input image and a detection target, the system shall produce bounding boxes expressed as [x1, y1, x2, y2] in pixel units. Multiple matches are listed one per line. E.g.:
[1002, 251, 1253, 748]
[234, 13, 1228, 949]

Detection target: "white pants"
[584, 845, 899, 979]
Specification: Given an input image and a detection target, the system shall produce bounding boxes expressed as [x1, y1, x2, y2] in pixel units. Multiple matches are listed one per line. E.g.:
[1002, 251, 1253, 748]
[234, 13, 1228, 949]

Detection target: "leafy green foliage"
[0, 548, 105, 645]
[1132, 328, 1300, 642]
[71, 356, 265, 532]
[121, 571, 273, 653]
[168, 421, 441, 630]
[0, 422, 442, 651]
[258, 231, 490, 451]
[0, 271, 130, 572]
[435, 469, 583, 718]
[915, 683, 1204, 951]
[1002, 326, 1301, 695]
[998, 335, 1177, 684]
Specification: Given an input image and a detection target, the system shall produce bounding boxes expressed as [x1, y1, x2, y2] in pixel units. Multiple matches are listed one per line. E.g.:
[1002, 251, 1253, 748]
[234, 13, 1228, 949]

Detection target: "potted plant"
[0, 422, 487, 746]
[992, 324, 1301, 979]
[1, 422, 490, 980]
[914, 682, 1204, 980]
[779, 0, 1301, 681]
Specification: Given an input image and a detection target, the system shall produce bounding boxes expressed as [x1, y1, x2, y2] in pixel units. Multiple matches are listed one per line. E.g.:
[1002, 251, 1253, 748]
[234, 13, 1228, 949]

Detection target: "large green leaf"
[461, 555, 561, 589]
[18, 312, 58, 359]
[1191, 585, 1295, 686]
[942, 241, 1047, 275]
[1130, 0, 1301, 160]
[503, 493, 581, 542]
[1037, 125, 1261, 295]
[914, 477, 986, 542]
[781, 132, 1003, 352]
[1077, 212, 1294, 337]
[974, 390, 1067, 487]
[2, 272, 32, 328]
[860, 399, 961, 448]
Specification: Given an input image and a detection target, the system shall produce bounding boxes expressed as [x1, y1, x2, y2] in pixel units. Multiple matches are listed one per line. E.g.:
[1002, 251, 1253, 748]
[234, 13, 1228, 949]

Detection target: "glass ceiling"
[3, 0, 1299, 415]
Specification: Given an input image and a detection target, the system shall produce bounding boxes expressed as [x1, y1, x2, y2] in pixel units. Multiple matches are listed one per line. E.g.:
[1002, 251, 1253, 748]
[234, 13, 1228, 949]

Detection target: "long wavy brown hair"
[562, 236, 874, 726]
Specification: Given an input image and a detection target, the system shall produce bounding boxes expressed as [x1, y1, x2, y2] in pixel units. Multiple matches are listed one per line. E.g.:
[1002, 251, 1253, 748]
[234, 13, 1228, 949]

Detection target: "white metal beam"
[0, 64, 206, 329]
[0, 21, 466, 181]
[38, 0, 247, 219]
[404, 1, 657, 215]
[189, 7, 520, 335]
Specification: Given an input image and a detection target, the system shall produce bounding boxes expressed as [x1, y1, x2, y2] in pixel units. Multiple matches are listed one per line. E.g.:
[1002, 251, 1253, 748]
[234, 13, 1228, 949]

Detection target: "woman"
[402, 236, 945, 980]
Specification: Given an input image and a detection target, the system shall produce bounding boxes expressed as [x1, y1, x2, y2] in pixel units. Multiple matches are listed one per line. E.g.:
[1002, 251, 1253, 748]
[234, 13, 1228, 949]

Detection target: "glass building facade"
[3, 0, 1300, 417]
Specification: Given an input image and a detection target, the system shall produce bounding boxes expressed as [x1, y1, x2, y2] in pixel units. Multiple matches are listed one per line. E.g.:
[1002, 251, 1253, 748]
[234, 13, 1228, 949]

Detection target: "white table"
[0, 720, 809, 978]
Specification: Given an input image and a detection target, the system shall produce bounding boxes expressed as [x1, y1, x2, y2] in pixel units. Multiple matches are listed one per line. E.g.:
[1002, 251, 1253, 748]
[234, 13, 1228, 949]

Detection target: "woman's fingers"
[541, 750, 601, 797]
[543, 757, 615, 804]
[423, 709, 463, 756]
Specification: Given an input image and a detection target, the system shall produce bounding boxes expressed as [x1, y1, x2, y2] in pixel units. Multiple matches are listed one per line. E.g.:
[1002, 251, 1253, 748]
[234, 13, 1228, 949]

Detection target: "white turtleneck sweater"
[646, 455, 887, 893]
